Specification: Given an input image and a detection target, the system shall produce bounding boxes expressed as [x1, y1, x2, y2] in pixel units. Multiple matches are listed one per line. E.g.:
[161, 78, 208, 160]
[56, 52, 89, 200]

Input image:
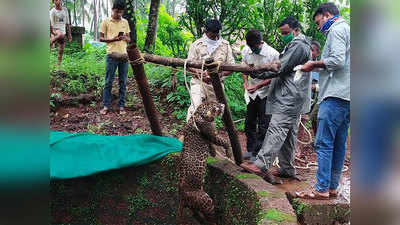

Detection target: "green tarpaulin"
[50, 131, 182, 179]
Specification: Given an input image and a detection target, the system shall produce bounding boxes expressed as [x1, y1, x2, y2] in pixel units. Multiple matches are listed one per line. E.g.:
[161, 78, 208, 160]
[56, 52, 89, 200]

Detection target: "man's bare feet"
[100, 107, 108, 115]
[240, 162, 282, 185]
[119, 107, 126, 115]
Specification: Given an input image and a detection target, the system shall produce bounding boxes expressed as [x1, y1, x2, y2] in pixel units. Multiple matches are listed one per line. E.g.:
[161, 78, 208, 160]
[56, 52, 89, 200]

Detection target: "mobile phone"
[118, 32, 124, 37]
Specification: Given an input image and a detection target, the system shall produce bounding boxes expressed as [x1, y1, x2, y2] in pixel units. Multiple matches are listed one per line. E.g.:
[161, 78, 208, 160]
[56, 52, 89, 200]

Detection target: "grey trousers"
[254, 114, 300, 176]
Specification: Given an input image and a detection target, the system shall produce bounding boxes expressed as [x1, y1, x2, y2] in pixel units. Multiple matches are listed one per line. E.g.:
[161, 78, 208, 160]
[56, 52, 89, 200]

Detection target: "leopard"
[176, 101, 231, 225]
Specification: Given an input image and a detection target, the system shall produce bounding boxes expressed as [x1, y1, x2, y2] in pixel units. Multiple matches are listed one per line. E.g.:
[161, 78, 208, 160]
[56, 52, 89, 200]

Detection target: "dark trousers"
[103, 55, 129, 108]
[245, 96, 271, 156]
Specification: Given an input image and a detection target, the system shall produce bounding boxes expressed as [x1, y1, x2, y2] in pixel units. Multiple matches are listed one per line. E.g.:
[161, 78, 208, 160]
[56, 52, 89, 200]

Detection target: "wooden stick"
[142, 53, 278, 73]
[127, 44, 163, 136]
[206, 58, 243, 166]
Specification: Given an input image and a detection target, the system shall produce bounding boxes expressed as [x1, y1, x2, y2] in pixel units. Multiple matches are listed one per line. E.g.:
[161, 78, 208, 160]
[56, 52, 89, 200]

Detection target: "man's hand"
[111, 36, 122, 42]
[311, 84, 316, 91]
[271, 60, 281, 72]
[68, 35, 72, 43]
[243, 82, 248, 90]
[120, 34, 130, 42]
[247, 85, 259, 94]
[301, 61, 315, 72]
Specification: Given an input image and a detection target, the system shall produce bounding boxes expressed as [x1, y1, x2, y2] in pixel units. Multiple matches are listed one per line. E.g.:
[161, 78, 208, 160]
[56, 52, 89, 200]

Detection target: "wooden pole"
[205, 58, 243, 165]
[127, 44, 163, 136]
[142, 53, 278, 74]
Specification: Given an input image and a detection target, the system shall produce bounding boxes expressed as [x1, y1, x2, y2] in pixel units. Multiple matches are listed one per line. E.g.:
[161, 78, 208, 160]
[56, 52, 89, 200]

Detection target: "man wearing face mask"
[296, 3, 350, 200]
[240, 17, 312, 185]
[185, 19, 235, 122]
[241, 29, 280, 162]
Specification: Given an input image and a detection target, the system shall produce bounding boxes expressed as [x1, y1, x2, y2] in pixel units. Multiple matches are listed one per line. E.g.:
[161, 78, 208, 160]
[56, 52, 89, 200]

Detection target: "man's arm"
[220, 44, 235, 78]
[242, 73, 249, 90]
[66, 24, 72, 42]
[121, 32, 131, 43]
[99, 21, 121, 43]
[65, 8, 72, 42]
[99, 32, 121, 43]
[186, 42, 203, 78]
[251, 43, 305, 80]
[302, 29, 347, 72]
[50, 10, 55, 35]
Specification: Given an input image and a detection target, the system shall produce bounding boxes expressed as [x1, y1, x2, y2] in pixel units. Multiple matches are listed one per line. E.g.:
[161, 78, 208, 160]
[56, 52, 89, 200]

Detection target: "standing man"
[296, 2, 350, 199]
[185, 19, 235, 122]
[309, 40, 321, 135]
[241, 29, 280, 162]
[99, 0, 131, 115]
[240, 17, 312, 184]
[50, 0, 72, 70]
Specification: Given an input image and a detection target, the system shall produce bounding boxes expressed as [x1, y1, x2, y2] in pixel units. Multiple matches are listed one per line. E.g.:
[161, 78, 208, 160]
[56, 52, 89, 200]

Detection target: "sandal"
[240, 162, 282, 185]
[100, 107, 108, 115]
[295, 190, 329, 200]
[329, 189, 338, 198]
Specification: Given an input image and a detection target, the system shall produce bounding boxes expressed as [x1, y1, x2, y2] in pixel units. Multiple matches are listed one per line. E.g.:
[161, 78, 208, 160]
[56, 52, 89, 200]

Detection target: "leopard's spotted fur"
[176, 101, 230, 225]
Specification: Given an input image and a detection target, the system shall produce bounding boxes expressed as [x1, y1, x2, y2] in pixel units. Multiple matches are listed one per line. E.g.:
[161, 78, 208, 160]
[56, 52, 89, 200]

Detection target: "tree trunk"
[106, 0, 109, 17]
[144, 0, 161, 52]
[93, 0, 98, 41]
[73, 0, 77, 26]
[81, 0, 85, 27]
[171, 0, 176, 17]
[90, 14, 94, 33]
[123, 0, 138, 44]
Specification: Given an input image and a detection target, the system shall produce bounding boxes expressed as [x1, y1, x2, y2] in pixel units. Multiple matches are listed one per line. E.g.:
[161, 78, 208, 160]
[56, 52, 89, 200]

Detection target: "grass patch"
[235, 173, 260, 179]
[262, 209, 296, 223]
[257, 191, 285, 198]
[292, 198, 310, 216]
[206, 157, 220, 164]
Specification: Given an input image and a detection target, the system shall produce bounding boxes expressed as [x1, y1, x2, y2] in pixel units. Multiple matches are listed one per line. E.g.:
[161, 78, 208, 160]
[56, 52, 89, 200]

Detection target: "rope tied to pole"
[205, 61, 222, 75]
[129, 53, 146, 66]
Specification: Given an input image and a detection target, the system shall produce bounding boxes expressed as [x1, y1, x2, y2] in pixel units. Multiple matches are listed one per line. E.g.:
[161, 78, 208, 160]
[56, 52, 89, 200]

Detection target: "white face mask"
[206, 36, 219, 45]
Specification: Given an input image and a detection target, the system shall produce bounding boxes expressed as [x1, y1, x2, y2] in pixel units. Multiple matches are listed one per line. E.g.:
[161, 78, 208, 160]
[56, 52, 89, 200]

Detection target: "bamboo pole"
[205, 58, 243, 165]
[127, 44, 163, 136]
[142, 53, 279, 74]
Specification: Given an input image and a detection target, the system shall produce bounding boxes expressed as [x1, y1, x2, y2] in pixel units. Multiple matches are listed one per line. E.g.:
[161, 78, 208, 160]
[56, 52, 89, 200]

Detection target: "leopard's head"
[194, 101, 225, 122]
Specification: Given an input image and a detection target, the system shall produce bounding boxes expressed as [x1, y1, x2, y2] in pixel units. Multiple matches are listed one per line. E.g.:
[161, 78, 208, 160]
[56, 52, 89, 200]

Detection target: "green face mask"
[251, 47, 262, 54]
[282, 32, 294, 44]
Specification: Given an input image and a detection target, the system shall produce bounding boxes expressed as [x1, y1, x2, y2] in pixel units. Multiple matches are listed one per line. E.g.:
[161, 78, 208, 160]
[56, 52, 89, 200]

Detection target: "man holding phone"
[99, 0, 131, 115]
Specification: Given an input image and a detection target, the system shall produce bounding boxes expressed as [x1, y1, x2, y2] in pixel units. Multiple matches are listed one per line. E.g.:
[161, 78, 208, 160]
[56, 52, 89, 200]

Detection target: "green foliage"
[127, 189, 155, 216]
[136, 4, 193, 57]
[50, 43, 112, 96]
[292, 198, 310, 215]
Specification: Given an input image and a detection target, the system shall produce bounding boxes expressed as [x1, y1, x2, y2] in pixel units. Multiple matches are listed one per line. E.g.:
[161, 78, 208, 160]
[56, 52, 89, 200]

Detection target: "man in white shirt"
[242, 29, 280, 162]
[50, 0, 72, 69]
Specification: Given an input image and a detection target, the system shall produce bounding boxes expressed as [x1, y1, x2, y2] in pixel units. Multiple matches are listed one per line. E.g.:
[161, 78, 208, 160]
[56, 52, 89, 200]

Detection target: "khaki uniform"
[186, 34, 235, 121]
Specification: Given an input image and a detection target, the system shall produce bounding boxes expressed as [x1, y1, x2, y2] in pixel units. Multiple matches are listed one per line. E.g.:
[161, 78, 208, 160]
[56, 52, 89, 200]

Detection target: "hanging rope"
[297, 115, 313, 145]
